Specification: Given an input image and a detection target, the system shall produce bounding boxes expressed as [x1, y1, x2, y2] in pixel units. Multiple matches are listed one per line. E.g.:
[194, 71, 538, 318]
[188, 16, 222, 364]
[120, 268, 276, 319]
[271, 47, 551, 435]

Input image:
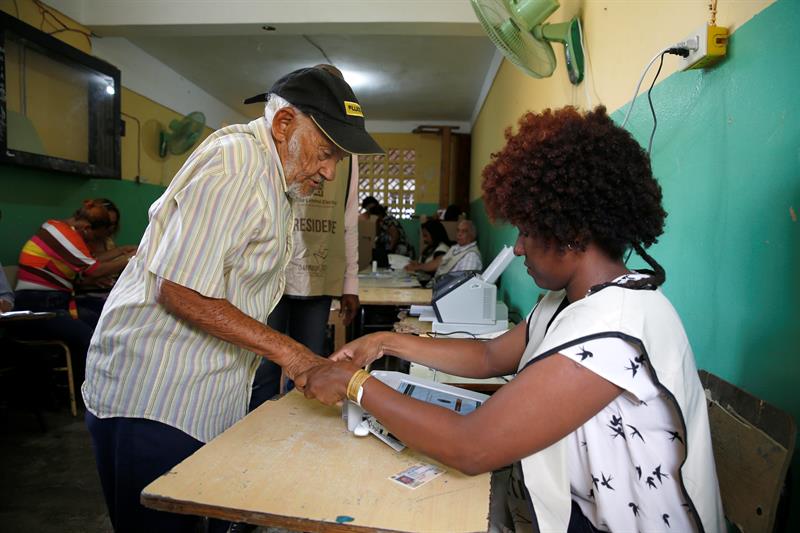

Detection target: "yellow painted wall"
[1, 0, 93, 161]
[121, 88, 213, 185]
[0, 0, 91, 53]
[370, 132, 442, 205]
[5, 38, 90, 161]
[470, 0, 775, 200]
[0, 0, 212, 185]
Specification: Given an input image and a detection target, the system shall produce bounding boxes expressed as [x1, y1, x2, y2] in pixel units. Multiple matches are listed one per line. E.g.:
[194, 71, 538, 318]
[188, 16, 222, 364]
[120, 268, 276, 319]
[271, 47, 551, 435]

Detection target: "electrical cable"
[430, 331, 478, 339]
[646, 52, 667, 154]
[620, 46, 672, 129]
[32, 0, 92, 47]
[303, 35, 333, 64]
[121, 112, 142, 183]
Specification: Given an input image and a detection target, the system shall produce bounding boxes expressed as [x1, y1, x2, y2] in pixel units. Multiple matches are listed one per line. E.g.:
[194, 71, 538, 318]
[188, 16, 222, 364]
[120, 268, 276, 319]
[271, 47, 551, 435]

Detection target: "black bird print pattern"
[552, 337, 697, 531]
[653, 465, 669, 484]
[627, 424, 645, 442]
[577, 346, 594, 361]
[608, 415, 625, 439]
[625, 358, 640, 377]
[667, 430, 684, 444]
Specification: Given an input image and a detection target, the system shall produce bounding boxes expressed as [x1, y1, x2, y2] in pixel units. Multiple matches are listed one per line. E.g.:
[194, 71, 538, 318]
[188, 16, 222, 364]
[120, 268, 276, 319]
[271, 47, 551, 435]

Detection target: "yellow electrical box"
[686, 25, 729, 70]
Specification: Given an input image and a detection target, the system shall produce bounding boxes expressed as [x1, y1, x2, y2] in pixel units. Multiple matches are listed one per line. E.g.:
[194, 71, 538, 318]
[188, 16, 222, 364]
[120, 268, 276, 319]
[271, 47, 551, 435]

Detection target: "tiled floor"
[0, 406, 112, 532]
[0, 405, 295, 533]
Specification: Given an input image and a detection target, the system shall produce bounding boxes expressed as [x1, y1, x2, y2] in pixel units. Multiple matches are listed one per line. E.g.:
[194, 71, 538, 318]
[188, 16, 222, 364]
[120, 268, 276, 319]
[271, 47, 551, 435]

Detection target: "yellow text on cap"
[344, 101, 364, 117]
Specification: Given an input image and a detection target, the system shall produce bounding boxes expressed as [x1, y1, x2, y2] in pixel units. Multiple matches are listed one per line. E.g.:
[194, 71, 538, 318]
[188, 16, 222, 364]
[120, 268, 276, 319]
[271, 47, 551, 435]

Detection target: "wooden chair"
[2, 265, 78, 417]
[699, 370, 795, 533]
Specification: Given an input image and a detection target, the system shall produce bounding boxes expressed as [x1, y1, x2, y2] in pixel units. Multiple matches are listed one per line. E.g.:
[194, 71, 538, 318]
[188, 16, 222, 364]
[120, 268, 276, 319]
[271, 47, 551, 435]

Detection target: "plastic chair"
[699, 370, 795, 532]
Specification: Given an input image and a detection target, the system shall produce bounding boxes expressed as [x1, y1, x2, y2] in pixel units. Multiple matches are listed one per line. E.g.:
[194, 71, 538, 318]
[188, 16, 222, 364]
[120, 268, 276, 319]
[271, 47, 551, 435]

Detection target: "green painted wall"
[0, 165, 165, 265]
[471, 0, 800, 526]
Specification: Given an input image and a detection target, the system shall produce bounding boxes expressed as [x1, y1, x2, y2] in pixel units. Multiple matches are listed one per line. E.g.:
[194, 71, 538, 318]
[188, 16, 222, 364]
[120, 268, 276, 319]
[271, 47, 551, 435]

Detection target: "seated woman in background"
[76, 198, 136, 314]
[433, 219, 482, 279]
[84, 198, 121, 256]
[298, 107, 725, 533]
[404, 219, 451, 286]
[14, 200, 135, 384]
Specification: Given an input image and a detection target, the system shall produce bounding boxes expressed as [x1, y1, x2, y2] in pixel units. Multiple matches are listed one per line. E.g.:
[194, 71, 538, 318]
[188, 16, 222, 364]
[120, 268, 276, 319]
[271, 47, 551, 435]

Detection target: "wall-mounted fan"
[158, 111, 206, 157]
[471, 0, 584, 84]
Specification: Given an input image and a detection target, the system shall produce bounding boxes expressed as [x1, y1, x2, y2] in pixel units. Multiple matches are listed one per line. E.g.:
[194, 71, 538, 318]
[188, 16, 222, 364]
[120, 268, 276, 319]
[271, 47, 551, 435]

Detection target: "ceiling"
[49, 1, 501, 130]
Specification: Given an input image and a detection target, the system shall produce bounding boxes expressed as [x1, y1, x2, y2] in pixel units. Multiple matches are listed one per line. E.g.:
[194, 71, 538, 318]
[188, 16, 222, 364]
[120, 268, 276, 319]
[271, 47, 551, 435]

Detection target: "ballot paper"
[389, 462, 445, 489]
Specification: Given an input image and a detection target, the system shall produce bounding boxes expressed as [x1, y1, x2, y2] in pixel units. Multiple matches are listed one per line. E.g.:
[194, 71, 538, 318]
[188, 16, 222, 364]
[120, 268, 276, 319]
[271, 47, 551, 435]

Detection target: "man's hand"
[330, 332, 387, 368]
[295, 360, 360, 406]
[339, 294, 360, 326]
[281, 350, 331, 384]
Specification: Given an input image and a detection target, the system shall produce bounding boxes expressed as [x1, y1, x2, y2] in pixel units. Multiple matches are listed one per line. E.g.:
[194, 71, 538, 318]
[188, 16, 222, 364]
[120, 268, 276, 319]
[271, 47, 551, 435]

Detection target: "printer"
[427, 245, 516, 336]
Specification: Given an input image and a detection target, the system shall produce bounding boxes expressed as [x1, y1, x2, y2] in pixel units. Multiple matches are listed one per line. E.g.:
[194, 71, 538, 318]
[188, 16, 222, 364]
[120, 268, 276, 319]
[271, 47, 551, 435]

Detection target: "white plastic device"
[343, 371, 490, 451]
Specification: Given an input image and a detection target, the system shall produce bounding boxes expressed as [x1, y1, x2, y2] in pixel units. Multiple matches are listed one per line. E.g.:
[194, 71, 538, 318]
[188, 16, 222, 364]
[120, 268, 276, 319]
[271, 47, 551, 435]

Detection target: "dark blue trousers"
[85, 412, 229, 533]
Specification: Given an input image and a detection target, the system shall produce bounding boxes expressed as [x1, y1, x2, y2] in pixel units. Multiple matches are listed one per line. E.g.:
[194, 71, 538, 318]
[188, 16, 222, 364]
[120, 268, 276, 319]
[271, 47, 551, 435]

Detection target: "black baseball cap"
[244, 67, 383, 155]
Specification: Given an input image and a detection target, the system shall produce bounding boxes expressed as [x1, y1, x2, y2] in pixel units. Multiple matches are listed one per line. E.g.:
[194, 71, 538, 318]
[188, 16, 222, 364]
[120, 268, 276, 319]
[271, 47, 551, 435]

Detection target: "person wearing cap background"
[248, 64, 364, 409]
[81, 66, 382, 532]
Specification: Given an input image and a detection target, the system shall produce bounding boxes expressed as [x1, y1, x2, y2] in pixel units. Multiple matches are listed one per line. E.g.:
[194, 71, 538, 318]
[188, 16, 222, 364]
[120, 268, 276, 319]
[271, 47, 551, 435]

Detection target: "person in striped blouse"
[82, 67, 383, 532]
[13, 201, 135, 384]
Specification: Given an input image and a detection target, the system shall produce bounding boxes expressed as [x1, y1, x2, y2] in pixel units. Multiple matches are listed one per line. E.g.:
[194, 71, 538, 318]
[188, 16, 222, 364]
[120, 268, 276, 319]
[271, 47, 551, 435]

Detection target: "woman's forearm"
[372, 332, 498, 378]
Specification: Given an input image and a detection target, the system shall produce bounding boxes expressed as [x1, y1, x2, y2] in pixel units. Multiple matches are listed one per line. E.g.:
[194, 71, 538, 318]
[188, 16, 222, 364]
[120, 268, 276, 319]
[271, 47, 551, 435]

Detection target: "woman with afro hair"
[297, 107, 724, 533]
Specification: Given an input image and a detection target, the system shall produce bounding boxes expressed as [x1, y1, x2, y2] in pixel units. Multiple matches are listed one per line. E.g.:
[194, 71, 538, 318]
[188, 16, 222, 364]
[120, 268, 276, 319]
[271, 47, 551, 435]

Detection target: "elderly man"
[81, 67, 382, 532]
[434, 219, 483, 279]
[249, 64, 363, 409]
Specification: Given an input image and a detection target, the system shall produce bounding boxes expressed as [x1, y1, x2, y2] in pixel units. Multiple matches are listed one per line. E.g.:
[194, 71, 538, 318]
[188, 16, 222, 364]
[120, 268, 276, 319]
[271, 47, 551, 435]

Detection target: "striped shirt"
[17, 220, 98, 292]
[436, 241, 483, 277]
[82, 118, 294, 442]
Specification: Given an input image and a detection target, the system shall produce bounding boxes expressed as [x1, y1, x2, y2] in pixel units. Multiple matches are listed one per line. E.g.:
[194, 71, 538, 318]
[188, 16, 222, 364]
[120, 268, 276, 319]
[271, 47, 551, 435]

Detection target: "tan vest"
[283, 162, 349, 297]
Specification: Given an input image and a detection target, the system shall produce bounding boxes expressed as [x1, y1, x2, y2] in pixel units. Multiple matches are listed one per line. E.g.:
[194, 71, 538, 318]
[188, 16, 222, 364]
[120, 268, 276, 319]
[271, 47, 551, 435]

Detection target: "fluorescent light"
[105, 83, 115, 95]
[340, 69, 371, 89]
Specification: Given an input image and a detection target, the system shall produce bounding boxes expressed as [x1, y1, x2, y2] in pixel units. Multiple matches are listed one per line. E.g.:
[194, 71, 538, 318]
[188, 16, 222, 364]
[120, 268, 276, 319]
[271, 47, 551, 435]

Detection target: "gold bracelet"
[346, 369, 372, 404]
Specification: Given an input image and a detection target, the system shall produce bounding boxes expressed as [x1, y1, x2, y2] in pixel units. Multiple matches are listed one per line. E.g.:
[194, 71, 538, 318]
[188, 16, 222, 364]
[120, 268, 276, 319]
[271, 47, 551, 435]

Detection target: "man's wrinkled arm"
[156, 277, 326, 379]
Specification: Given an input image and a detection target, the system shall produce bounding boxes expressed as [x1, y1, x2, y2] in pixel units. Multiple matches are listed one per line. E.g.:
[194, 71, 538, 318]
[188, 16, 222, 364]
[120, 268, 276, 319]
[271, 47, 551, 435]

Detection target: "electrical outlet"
[679, 24, 729, 70]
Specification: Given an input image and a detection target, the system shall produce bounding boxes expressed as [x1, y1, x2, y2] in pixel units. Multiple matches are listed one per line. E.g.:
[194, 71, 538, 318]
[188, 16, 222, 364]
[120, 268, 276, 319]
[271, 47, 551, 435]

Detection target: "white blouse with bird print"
[514, 273, 725, 533]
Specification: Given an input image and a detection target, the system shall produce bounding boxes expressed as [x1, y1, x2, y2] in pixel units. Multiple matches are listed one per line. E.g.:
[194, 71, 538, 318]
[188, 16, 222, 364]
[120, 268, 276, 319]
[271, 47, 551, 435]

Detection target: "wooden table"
[356, 271, 431, 341]
[357, 271, 431, 306]
[142, 391, 492, 532]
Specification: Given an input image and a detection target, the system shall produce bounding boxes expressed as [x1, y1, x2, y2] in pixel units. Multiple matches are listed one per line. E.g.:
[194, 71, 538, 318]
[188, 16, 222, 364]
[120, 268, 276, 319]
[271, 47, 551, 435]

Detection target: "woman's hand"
[330, 332, 388, 368]
[404, 261, 420, 272]
[294, 361, 361, 406]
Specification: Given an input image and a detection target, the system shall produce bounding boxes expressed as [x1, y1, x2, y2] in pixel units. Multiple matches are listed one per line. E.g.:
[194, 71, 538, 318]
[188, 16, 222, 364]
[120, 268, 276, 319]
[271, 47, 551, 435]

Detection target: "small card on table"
[389, 462, 445, 489]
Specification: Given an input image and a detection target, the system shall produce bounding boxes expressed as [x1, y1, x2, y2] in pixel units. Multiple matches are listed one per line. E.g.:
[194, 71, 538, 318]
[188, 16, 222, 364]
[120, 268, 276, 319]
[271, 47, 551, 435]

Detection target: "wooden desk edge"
[141, 491, 489, 533]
